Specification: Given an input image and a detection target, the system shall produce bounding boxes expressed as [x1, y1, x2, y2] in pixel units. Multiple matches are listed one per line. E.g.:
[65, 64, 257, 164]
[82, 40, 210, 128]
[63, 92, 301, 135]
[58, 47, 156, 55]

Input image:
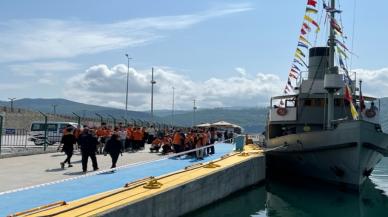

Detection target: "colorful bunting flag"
[301, 28, 307, 35]
[307, 0, 317, 7]
[303, 23, 311, 32]
[296, 48, 306, 57]
[304, 15, 320, 32]
[360, 84, 366, 112]
[331, 19, 342, 34]
[298, 41, 309, 49]
[293, 59, 304, 67]
[323, 1, 328, 9]
[344, 85, 359, 120]
[295, 53, 308, 67]
[292, 64, 301, 72]
[291, 68, 299, 75]
[335, 39, 349, 51]
[336, 46, 348, 59]
[339, 56, 352, 84]
[339, 56, 346, 68]
[289, 73, 298, 79]
[306, 7, 318, 14]
[299, 35, 312, 46]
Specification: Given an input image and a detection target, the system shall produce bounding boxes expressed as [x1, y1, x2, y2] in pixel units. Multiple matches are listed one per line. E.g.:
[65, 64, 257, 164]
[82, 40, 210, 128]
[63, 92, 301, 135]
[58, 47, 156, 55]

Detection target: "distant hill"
[0, 98, 268, 133]
[166, 107, 268, 133]
[0, 98, 157, 121]
[153, 109, 190, 117]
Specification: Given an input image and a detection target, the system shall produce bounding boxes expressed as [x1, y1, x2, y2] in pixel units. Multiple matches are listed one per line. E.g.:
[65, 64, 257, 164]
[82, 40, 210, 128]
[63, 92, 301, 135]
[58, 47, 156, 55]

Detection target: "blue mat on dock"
[0, 143, 234, 216]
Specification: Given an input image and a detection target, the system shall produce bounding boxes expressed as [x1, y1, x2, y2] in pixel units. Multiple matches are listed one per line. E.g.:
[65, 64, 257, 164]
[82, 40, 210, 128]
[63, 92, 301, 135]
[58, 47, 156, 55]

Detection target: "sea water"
[185, 158, 388, 217]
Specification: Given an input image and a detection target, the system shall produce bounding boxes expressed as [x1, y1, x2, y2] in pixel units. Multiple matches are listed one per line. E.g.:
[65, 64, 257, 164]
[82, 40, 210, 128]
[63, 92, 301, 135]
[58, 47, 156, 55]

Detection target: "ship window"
[312, 99, 324, 107]
[304, 99, 312, 106]
[334, 99, 343, 106]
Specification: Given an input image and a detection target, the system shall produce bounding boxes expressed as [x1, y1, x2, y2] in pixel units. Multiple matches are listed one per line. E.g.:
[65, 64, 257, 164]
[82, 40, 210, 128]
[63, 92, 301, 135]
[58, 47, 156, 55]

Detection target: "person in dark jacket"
[104, 133, 122, 168]
[60, 127, 76, 169]
[78, 128, 99, 173]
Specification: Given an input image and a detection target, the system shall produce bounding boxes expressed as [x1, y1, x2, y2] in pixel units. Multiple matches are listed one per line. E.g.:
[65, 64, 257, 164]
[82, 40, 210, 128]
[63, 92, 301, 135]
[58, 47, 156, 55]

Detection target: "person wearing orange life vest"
[161, 134, 172, 154]
[96, 123, 109, 154]
[150, 136, 162, 153]
[173, 129, 184, 153]
[132, 128, 143, 151]
[125, 126, 133, 151]
[140, 127, 146, 149]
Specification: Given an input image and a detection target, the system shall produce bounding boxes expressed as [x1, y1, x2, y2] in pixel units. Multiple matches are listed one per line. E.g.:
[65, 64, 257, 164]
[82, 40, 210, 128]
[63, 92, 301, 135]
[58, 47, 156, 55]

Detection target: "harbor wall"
[100, 155, 265, 217]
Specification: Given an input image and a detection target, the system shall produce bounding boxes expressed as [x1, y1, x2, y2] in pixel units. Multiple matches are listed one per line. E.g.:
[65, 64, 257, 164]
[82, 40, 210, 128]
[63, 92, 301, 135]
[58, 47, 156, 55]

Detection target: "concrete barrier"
[100, 155, 265, 217]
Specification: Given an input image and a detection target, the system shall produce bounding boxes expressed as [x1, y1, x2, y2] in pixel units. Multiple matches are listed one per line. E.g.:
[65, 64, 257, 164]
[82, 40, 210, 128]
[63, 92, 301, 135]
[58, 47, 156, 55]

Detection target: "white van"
[29, 122, 80, 145]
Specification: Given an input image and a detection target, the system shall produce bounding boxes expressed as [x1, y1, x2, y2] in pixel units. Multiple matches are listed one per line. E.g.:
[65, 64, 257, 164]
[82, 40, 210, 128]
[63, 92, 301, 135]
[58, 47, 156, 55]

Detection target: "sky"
[1, 0, 388, 111]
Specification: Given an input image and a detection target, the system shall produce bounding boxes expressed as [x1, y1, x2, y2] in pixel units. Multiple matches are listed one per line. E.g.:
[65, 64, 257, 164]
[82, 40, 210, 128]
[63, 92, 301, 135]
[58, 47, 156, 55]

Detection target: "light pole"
[150, 67, 156, 121]
[8, 98, 16, 112]
[125, 54, 132, 120]
[51, 104, 58, 115]
[171, 86, 175, 127]
[192, 99, 197, 127]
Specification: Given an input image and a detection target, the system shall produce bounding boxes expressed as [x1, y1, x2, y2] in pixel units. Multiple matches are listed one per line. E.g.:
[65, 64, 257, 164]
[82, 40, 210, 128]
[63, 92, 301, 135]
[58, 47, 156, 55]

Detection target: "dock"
[2, 143, 265, 217]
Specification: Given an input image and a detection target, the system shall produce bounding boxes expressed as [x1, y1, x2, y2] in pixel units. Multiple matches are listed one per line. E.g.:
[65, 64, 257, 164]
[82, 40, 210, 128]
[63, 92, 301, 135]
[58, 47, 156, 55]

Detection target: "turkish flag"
[307, 0, 317, 7]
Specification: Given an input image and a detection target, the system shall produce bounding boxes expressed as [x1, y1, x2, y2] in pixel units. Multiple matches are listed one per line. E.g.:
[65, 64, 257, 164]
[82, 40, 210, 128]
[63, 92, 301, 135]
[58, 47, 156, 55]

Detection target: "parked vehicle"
[28, 122, 81, 146]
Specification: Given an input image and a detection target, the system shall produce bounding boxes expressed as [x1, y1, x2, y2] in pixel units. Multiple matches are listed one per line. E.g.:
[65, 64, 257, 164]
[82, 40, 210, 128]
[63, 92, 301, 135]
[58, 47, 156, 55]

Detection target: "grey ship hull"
[266, 120, 388, 187]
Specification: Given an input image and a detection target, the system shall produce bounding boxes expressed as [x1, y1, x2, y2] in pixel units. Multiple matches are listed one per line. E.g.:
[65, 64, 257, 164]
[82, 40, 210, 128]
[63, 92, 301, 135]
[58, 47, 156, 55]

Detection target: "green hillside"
[169, 107, 268, 133]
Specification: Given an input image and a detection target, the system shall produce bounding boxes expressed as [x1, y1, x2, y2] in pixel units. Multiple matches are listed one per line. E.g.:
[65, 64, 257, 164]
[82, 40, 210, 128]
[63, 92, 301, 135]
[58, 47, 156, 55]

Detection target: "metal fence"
[0, 107, 184, 154]
[1, 128, 28, 148]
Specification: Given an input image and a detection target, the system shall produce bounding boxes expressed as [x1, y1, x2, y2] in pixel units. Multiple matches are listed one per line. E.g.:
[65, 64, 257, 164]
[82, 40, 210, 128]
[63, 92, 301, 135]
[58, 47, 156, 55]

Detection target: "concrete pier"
[22, 147, 265, 217]
[4, 144, 265, 217]
[101, 154, 265, 217]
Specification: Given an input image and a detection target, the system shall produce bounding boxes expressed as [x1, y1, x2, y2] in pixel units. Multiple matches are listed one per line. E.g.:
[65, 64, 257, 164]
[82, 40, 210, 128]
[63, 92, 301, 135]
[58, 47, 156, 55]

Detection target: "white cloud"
[355, 68, 388, 98]
[0, 3, 253, 62]
[64, 64, 282, 110]
[37, 78, 55, 85]
[235, 67, 247, 77]
[0, 83, 29, 91]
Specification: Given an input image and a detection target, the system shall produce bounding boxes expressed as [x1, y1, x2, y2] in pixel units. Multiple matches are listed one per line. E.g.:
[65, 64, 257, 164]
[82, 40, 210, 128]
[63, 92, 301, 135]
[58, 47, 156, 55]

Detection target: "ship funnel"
[308, 47, 329, 80]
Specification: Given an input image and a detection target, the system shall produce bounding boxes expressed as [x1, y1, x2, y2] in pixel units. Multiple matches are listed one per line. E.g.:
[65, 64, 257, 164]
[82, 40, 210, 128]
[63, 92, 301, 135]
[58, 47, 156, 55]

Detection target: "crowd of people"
[59, 122, 234, 173]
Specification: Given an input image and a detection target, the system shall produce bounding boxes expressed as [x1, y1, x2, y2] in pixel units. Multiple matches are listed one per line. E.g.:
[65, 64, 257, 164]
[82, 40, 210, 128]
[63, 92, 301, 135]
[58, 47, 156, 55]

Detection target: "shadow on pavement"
[50, 154, 64, 157]
[45, 168, 65, 172]
[63, 171, 86, 176]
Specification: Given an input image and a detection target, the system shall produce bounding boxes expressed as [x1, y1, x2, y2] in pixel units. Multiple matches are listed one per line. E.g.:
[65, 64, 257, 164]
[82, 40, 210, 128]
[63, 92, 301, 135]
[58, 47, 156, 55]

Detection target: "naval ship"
[265, 0, 388, 188]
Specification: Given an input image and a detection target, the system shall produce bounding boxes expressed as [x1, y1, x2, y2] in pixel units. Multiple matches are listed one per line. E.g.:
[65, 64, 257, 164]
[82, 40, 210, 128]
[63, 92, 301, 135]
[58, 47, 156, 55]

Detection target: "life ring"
[277, 107, 288, 116]
[365, 109, 376, 118]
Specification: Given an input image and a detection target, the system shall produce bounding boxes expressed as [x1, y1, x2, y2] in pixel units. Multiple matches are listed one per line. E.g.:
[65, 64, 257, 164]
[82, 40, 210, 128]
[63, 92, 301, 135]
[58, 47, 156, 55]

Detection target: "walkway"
[0, 143, 234, 216]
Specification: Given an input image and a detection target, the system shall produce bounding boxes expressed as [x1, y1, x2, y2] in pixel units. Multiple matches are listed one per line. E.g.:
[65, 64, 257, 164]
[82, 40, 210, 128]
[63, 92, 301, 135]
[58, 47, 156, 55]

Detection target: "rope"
[349, 0, 357, 71]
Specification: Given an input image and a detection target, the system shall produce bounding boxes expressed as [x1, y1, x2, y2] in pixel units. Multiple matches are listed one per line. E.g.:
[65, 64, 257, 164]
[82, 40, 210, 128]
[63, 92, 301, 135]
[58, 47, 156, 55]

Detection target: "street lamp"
[171, 87, 175, 127]
[51, 104, 58, 115]
[125, 54, 132, 120]
[150, 67, 156, 121]
[192, 99, 197, 127]
[8, 98, 16, 112]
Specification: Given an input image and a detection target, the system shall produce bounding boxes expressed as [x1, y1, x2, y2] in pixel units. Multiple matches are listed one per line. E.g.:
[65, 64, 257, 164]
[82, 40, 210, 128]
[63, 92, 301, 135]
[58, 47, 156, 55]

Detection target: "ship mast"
[325, 0, 339, 129]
